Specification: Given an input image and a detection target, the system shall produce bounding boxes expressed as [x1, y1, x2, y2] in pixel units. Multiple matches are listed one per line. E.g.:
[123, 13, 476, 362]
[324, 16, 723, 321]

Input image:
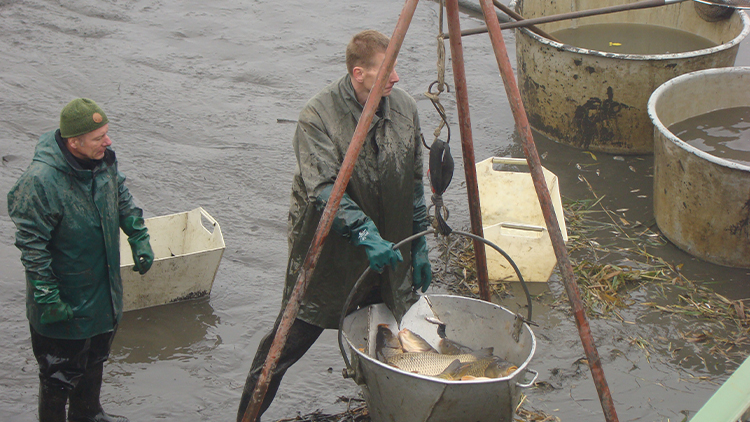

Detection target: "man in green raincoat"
[237, 30, 432, 420]
[8, 98, 154, 422]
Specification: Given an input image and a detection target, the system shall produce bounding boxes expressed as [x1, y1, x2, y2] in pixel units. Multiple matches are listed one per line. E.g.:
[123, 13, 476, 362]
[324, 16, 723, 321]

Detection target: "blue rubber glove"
[411, 235, 432, 292]
[316, 185, 403, 273]
[351, 219, 403, 273]
[122, 215, 154, 275]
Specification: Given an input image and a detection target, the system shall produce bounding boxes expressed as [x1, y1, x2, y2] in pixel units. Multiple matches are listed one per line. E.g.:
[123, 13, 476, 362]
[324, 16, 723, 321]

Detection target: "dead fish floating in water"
[375, 325, 518, 381]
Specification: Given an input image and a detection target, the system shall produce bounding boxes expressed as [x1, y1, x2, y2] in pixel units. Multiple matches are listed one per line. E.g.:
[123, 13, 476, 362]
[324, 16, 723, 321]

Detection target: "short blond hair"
[345, 30, 390, 75]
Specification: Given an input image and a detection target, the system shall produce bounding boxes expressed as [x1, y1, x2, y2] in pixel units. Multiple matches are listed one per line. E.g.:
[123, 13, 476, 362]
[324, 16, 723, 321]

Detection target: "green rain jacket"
[283, 74, 425, 329]
[8, 130, 145, 340]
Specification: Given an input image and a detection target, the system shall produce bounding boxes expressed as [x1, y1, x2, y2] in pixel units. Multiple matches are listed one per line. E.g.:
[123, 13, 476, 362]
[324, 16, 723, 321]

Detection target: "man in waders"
[237, 30, 432, 420]
[8, 98, 154, 422]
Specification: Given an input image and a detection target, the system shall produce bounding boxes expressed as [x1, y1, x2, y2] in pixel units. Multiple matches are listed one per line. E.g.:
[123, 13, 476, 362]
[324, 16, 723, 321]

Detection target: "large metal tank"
[515, 0, 749, 154]
[340, 295, 537, 422]
[648, 67, 750, 268]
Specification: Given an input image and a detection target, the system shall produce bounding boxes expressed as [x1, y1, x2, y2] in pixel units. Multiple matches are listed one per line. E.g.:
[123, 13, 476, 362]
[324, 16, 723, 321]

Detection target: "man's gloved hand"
[122, 215, 154, 275]
[411, 235, 432, 292]
[316, 185, 403, 273]
[129, 232, 154, 274]
[30, 279, 73, 324]
[351, 220, 403, 273]
[39, 300, 74, 325]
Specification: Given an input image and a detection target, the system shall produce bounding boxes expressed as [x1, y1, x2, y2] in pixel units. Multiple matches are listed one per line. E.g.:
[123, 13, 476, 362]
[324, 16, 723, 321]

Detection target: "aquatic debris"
[564, 192, 750, 361]
[432, 234, 509, 299]
[515, 394, 561, 422]
[274, 392, 559, 422]
[275, 396, 369, 422]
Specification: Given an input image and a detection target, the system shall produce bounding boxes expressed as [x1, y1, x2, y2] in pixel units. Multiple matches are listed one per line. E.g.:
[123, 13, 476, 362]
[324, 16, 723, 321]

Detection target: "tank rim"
[518, 9, 750, 61]
[647, 66, 750, 172]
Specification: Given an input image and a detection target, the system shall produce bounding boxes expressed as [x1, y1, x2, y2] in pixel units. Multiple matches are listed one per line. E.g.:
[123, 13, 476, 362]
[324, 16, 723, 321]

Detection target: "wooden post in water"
[445, 0, 492, 302]
[476, 0, 620, 421]
[238, 1, 420, 420]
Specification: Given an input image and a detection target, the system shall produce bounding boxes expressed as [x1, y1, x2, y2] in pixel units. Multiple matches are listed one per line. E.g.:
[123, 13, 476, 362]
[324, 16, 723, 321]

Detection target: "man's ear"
[66, 136, 80, 151]
[351, 66, 365, 84]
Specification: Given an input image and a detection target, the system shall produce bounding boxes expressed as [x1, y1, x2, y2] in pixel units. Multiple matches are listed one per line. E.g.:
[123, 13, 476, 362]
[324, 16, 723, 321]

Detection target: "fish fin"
[439, 338, 475, 355]
[471, 347, 494, 358]
[455, 362, 476, 379]
[435, 359, 463, 380]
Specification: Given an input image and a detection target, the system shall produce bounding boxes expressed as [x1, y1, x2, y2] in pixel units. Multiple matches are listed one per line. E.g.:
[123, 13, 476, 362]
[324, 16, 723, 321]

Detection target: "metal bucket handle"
[516, 368, 539, 388]
[338, 228, 534, 375]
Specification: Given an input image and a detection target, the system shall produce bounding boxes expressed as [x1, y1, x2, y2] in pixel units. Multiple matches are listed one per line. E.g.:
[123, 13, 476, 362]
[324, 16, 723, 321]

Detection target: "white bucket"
[119, 207, 225, 311]
[476, 157, 567, 282]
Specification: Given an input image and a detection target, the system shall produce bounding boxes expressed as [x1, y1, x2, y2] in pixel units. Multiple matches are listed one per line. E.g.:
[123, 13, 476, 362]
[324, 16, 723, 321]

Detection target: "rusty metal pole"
[238, 1, 420, 420]
[453, 0, 680, 38]
[445, 0, 491, 302]
[491, 0, 561, 42]
[476, 0, 620, 421]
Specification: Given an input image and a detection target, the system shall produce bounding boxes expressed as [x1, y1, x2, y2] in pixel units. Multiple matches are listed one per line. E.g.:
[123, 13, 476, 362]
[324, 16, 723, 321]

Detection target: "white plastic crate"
[119, 207, 225, 311]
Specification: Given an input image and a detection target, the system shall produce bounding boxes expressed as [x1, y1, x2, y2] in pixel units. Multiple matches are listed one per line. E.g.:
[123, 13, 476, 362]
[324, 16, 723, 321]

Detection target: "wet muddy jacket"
[8, 130, 144, 339]
[283, 74, 424, 329]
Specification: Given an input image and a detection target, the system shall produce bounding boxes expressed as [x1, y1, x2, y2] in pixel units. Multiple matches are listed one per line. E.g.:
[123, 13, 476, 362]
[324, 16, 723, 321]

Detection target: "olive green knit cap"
[59, 98, 109, 138]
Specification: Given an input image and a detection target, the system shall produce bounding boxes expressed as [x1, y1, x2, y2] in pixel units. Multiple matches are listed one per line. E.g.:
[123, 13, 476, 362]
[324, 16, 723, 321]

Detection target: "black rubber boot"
[67, 362, 128, 422]
[39, 382, 69, 422]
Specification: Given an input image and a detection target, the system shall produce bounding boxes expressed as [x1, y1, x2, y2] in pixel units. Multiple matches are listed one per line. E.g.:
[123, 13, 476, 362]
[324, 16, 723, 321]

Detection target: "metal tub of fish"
[514, 0, 749, 154]
[648, 66, 750, 268]
[340, 295, 537, 422]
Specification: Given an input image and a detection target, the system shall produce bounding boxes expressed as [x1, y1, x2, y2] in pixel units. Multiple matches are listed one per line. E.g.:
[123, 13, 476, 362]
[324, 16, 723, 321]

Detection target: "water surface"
[669, 106, 750, 166]
[551, 23, 717, 54]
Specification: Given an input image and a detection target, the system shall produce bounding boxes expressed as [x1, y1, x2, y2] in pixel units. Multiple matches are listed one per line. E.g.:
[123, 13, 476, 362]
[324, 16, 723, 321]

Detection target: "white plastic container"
[119, 207, 225, 311]
[476, 157, 567, 282]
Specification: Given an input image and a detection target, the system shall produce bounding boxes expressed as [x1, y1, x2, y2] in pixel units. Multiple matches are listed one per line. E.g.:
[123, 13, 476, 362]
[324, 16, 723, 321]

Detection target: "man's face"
[67, 124, 112, 161]
[359, 51, 400, 99]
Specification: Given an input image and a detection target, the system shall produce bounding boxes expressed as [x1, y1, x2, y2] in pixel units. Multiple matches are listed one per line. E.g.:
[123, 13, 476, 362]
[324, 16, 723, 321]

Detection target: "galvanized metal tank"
[514, 0, 749, 154]
[340, 295, 537, 422]
[648, 67, 750, 268]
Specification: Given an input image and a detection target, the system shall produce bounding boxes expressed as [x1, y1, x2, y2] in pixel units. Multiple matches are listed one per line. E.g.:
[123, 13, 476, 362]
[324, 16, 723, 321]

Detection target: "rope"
[424, 0, 450, 145]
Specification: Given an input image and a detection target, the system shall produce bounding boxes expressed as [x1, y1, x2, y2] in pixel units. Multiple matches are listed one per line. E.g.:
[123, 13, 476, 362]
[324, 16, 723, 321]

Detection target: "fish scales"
[386, 352, 480, 376]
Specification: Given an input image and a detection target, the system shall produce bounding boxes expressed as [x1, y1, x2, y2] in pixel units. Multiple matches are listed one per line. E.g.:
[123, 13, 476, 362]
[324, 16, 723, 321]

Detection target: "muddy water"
[669, 106, 750, 166]
[0, 1, 748, 421]
[550, 23, 717, 54]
